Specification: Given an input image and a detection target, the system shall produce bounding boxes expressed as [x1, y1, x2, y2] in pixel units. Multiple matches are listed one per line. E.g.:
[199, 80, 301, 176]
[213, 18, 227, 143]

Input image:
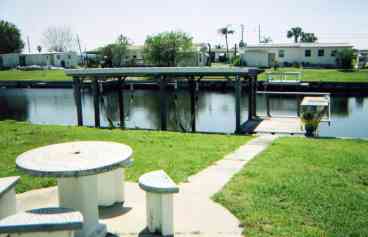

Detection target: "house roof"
[245, 43, 353, 49]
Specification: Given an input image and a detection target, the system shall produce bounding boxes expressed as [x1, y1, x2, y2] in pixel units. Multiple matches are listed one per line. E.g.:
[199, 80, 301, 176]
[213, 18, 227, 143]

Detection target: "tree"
[42, 26, 75, 52]
[144, 31, 193, 67]
[114, 34, 130, 66]
[218, 26, 235, 61]
[99, 35, 130, 67]
[336, 48, 355, 69]
[287, 27, 303, 43]
[37, 45, 42, 53]
[0, 20, 24, 54]
[301, 32, 318, 43]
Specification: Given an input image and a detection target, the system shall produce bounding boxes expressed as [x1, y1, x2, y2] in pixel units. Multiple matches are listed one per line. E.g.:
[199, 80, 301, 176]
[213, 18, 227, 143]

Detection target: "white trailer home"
[0, 52, 80, 68]
[240, 43, 354, 68]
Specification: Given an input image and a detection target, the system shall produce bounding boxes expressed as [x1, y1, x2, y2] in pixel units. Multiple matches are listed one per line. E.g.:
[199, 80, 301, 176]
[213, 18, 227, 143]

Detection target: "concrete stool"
[139, 170, 179, 236]
[0, 176, 20, 220]
[0, 207, 83, 237]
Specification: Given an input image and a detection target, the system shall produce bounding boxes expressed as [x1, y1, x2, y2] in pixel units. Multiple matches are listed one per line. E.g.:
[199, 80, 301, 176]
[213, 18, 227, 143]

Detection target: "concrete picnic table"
[16, 141, 133, 237]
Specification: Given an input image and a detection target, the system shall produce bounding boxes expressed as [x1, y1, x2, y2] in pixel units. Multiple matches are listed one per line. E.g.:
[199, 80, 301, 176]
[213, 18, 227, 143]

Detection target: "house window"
[318, 49, 325, 57]
[278, 50, 285, 58]
[68, 55, 71, 59]
[305, 49, 312, 57]
[331, 50, 337, 57]
[56, 55, 61, 60]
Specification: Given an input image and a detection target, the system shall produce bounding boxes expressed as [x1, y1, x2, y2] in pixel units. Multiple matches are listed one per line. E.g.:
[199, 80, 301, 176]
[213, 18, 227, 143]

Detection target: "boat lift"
[257, 91, 331, 124]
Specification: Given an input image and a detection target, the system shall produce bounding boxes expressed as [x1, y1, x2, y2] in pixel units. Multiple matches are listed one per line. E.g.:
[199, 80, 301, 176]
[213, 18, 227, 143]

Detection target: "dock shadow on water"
[0, 88, 368, 138]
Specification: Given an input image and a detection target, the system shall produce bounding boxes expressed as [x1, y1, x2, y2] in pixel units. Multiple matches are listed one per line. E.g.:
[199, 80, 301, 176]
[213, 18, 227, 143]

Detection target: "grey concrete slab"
[0, 207, 83, 233]
[138, 170, 179, 193]
[16, 135, 277, 237]
[0, 176, 19, 199]
[16, 141, 133, 177]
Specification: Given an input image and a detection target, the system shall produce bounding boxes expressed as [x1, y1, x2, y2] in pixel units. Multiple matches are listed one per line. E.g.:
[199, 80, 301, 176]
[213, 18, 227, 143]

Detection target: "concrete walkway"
[16, 134, 277, 237]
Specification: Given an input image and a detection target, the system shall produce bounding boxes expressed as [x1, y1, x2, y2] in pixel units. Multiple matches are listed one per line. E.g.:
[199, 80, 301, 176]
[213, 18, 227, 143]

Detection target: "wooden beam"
[159, 76, 168, 131]
[118, 77, 125, 129]
[73, 77, 83, 126]
[235, 75, 241, 134]
[92, 78, 100, 128]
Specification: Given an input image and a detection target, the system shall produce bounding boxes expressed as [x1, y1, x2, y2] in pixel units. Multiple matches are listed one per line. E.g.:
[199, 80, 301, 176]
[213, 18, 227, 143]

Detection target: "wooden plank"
[92, 78, 100, 128]
[73, 77, 83, 126]
[254, 117, 305, 135]
[65, 67, 264, 78]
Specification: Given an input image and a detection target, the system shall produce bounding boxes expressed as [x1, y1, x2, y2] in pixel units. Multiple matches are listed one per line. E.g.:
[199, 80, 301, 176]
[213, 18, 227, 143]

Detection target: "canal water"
[0, 88, 367, 138]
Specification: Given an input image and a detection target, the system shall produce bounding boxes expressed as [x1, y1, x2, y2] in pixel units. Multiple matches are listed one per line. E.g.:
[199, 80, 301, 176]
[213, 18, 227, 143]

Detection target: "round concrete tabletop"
[16, 141, 133, 177]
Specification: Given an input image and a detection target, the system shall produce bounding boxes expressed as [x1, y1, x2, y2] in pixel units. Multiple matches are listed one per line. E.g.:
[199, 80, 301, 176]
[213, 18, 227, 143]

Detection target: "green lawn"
[0, 121, 250, 193]
[258, 67, 368, 82]
[0, 69, 70, 81]
[0, 68, 367, 82]
[214, 137, 368, 237]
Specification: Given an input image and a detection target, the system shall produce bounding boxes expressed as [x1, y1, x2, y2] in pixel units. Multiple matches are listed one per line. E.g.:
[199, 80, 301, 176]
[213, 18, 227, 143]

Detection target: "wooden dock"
[241, 117, 305, 135]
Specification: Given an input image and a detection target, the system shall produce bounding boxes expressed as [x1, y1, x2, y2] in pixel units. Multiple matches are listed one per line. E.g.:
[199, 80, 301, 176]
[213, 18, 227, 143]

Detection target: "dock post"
[248, 76, 253, 120]
[159, 76, 168, 131]
[189, 78, 197, 132]
[118, 77, 125, 129]
[251, 73, 258, 118]
[248, 71, 258, 120]
[73, 77, 83, 126]
[92, 78, 100, 128]
[296, 95, 301, 117]
[266, 93, 271, 117]
[235, 75, 241, 134]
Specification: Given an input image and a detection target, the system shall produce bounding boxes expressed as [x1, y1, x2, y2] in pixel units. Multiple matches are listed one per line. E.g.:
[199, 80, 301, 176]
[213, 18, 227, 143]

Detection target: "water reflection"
[0, 88, 367, 138]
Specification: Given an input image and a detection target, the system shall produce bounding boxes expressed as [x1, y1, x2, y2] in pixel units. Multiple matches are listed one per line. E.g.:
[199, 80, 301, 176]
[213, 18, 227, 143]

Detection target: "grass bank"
[258, 67, 368, 82]
[1, 68, 367, 83]
[0, 121, 250, 193]
[214, 137, 368, 237]
[0, 69, 69, 81]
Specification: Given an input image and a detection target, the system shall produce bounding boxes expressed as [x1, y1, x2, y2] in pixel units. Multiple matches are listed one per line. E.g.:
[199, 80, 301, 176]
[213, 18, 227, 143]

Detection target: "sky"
[1, 0, 368, 53]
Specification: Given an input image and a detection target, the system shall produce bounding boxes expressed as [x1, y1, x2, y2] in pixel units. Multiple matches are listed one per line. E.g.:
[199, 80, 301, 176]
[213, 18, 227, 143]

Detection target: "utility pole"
[27, 36, 31, 54]
[241, 24, 245, 42]
[258, 24, 261, 43]
[76, 35, 84, 66]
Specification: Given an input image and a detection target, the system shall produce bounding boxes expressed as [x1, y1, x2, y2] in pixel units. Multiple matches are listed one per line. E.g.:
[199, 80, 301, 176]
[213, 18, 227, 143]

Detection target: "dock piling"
[235, 75, 241, 134]
[73, 77, 83, 126]
[118, 77, 125, 128]
[159, 76, 168, 131]
[92, 78, 101, 128]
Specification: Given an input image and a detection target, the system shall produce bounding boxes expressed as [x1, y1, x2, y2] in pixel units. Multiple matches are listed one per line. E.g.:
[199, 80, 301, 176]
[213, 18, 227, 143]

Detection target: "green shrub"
[336, 48, 355, 69]
[231, 55, 246, 66]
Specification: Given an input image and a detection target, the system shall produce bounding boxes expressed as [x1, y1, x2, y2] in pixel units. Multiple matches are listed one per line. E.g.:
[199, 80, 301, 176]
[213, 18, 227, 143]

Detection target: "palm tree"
[301, 33, 318, 43]
[218, 26, 235, 62]
[287, 27, 303, 43]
